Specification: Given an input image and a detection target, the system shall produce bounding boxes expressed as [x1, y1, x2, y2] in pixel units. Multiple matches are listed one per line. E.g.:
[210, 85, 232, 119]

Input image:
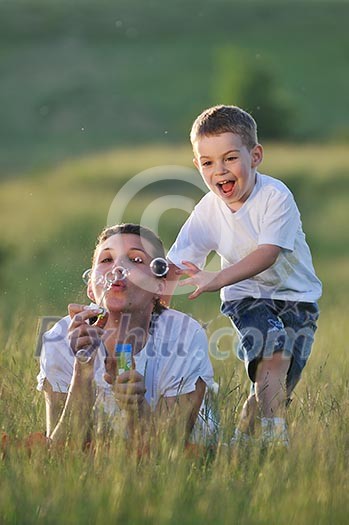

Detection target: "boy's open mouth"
[217, 180, 236, 196]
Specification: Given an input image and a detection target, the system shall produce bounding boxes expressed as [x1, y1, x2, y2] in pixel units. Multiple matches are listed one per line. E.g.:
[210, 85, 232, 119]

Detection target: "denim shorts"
[221, 298, 320, 395]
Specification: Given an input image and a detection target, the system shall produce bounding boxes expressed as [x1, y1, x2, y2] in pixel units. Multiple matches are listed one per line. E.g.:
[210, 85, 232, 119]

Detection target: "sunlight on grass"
[0, 142, 348, 523]
[0, 299, 348, 524]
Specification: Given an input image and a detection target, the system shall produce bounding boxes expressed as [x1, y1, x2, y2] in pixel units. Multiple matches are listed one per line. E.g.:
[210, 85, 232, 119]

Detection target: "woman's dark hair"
[93, 223, 167, 315]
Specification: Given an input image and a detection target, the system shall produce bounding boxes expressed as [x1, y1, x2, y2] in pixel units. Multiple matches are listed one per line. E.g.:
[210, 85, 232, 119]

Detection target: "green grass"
[0, 140, 349, 522]
[0, 287, 348, 524]
[1, 0, 349, 174]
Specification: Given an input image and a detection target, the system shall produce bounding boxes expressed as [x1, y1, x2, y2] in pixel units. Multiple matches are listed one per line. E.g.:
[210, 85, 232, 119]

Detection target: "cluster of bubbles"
[82, 266, 130, 289]
[81, 257, 169, 289]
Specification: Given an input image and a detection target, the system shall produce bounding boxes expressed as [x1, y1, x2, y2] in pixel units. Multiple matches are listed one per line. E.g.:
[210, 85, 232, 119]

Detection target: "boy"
[167, 105, 322, 446]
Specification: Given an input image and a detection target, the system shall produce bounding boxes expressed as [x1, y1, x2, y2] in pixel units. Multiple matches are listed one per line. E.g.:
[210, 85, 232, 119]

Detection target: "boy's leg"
[223, 298, 319, 445]
[235, 394, 258, 435]
[234, 352, 290, 444]
[255, 352, 291, 446]
[222, 298, 291, 444]
[255, 352, 291, 418]
[233, 353, 291, 446]
[256, 301, 319, 445]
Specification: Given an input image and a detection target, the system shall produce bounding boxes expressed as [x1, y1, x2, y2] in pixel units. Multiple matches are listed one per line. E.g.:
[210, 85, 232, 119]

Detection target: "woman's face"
[89, 233, 163, 314]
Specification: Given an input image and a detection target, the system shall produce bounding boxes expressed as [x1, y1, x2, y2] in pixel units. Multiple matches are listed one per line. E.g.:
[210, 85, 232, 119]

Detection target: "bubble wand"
[75, 267, 129, 363]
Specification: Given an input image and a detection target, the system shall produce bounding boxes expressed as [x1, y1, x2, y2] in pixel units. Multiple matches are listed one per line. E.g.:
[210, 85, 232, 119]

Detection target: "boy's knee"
[257, 351, 291, 375]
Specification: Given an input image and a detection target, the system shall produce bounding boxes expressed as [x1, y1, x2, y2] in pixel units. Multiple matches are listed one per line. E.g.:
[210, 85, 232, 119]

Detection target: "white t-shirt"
[168, 172, 322, 303]
[37, 309, 215, 411]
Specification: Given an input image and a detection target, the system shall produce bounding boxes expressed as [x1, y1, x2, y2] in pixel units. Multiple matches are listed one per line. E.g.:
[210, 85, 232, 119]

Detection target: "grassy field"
[0, 141, 349, 523]
[1, 0, 349, 174]
[1, 1, 348, 521]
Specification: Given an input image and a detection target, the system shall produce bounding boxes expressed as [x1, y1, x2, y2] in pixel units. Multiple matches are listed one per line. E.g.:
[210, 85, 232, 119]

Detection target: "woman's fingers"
[115, 381, 146, 396]
[69, 325, 104, 354]
[113, 371, 146, 410]
[116, 370, 142, 383]
[69, 309, 102, 330]
[68, 303, 85, 318]
[69, 324, 105, 340]
[94, 312, 109, 329]
[115, 393, 146, 410]
[70, 334, 99, 354]
[104, 356, 117, 385]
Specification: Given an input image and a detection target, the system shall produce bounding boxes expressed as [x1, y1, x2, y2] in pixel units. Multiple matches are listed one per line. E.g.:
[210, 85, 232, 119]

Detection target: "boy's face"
[193, 133, 263, 211]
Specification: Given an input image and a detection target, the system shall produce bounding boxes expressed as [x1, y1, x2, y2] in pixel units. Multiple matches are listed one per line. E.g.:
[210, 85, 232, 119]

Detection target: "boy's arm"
[179, 244, 281, 299]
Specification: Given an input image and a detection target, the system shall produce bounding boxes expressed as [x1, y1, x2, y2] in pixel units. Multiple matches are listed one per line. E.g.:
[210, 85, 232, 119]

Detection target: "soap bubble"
[75, 349, 93, 364]
[105, 266, 130, 284]
[91, 270, 105, 286]
[150, 257, 169, 277]
[82, 268, 105, 286]
[82, 268, 92, 285]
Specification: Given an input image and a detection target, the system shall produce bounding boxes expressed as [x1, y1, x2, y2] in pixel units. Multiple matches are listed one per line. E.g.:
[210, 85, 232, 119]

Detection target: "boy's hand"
[177, 261, 221, 299]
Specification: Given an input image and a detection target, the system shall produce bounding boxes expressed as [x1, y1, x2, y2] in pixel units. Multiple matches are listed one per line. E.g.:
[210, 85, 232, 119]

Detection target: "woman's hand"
[103, 363, 147, 412]
[177, 261, 222, 299]
[68, 304, 108, 357]
[114, 370, 147, 413]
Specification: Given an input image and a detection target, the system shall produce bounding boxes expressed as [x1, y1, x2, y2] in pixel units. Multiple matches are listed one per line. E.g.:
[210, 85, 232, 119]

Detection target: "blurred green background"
[1, 0, 349, 174]
[0, 0, 348, 323]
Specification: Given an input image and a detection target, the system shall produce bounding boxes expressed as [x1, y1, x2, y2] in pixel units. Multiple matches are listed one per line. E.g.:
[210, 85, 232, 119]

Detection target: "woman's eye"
[100, 257, 113, 263]
[131, 256, 143, 264]
[226, 156, 237, 162]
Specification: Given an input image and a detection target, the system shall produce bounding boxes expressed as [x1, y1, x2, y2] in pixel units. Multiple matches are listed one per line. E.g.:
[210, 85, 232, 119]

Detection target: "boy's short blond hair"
[190, 105, 258, 151]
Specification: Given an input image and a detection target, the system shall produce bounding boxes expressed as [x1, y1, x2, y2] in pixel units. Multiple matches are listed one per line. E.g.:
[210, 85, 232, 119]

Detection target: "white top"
[37, 309, 215, 411]
[168, 172, 322, 302]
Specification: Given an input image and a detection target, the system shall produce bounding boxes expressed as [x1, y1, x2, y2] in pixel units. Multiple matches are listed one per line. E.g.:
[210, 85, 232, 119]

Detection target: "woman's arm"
[48, 304, 108, 447]
[42, 380, 67, 437]
[50, 360, 95, 447]
[156, 377, 206, 440]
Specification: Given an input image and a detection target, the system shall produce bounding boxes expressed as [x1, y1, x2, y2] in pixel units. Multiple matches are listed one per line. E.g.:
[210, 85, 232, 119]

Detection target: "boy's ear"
[193, 157, 199, 170]
[251, 144, 263, 167]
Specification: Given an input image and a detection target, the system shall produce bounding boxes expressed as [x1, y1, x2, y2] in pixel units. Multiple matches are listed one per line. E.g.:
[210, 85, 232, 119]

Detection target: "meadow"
[1, 0, 349, 521]
[0, 142, 349, 523]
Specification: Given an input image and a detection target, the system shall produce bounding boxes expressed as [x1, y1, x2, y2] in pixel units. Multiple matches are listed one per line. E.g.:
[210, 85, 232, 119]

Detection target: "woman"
[37, 224, 215, 448]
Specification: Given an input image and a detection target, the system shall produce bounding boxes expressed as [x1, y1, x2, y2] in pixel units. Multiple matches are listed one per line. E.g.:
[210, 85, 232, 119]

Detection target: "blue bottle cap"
[115, 343, 132, 354]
